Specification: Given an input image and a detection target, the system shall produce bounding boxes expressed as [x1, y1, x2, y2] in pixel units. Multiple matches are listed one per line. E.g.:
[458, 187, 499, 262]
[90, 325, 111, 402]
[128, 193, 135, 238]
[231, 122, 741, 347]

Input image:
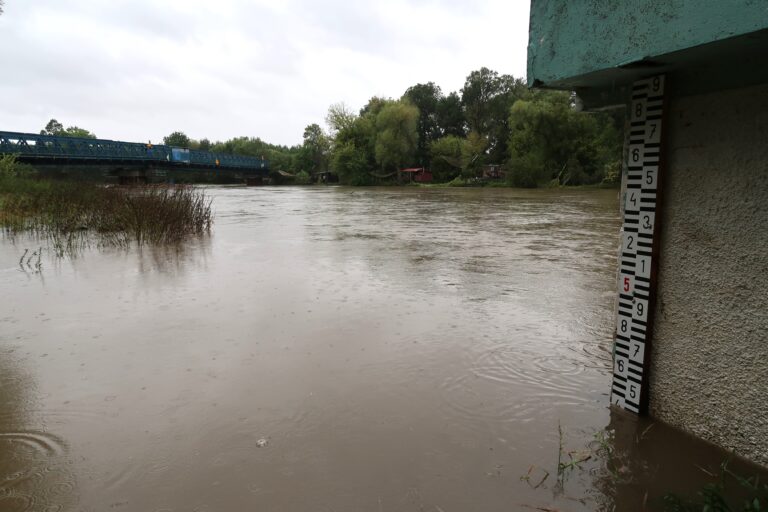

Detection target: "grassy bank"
[408, 177, 621, 189]
[0, 158, 212, 250]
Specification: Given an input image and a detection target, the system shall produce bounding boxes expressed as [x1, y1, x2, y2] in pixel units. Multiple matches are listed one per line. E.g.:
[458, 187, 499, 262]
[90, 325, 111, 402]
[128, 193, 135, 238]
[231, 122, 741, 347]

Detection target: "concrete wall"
[649, 82, 768, 465]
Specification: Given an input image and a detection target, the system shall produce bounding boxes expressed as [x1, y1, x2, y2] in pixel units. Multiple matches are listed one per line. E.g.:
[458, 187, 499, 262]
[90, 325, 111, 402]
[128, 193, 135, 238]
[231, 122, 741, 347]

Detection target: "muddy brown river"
[1, 187, 764, 511]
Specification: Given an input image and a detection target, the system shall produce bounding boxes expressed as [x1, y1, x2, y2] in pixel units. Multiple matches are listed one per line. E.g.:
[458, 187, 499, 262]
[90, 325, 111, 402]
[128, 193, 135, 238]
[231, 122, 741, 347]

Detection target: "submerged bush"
[602, 160, 621, 186]
[0, 169, 212, 249]
[447, 176, 469, 187]
[294, 170, 312, 185]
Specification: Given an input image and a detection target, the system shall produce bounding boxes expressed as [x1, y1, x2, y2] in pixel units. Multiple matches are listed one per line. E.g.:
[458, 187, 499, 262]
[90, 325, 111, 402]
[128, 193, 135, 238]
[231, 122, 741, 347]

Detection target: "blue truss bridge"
[0, 131, 269, 183]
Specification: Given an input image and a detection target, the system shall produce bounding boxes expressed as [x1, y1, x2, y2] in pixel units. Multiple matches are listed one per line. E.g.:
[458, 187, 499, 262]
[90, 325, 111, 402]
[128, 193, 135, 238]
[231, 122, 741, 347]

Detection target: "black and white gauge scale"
[611, 74, 666, 414]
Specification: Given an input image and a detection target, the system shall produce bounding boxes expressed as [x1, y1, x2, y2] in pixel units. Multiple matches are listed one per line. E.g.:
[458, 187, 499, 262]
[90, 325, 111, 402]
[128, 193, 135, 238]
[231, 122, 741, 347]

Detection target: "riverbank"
[408, 178, 620, 189]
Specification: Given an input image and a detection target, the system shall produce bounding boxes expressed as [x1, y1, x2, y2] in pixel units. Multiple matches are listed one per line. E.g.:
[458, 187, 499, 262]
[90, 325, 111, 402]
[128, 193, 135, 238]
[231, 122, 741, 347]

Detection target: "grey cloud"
[0, 0, 529, 146]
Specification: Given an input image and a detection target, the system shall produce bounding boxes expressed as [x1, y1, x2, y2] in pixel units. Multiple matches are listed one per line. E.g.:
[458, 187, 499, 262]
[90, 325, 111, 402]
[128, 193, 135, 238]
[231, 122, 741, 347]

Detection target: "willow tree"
[430, 135, 463, 182]
[374, 101, 419, 182]
[402, 82, 442, 167]
[507, 91, 620, 187]
[326, 102, 377, 185]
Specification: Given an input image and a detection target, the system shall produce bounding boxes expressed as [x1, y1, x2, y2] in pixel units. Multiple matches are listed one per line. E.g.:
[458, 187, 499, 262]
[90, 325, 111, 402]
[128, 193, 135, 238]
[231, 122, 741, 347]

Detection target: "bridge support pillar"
[116, 168, 148, 185]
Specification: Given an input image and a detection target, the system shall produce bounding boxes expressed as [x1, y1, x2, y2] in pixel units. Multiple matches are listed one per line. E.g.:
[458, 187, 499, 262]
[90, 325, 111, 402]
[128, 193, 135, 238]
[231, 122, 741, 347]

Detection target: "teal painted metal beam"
[528, 0, 768, 95]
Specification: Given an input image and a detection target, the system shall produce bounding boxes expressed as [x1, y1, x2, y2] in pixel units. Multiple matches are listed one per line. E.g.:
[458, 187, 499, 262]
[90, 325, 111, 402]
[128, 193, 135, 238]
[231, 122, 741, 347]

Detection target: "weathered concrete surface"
[649, 82, 768, 465]
[528, 0, 768, 87]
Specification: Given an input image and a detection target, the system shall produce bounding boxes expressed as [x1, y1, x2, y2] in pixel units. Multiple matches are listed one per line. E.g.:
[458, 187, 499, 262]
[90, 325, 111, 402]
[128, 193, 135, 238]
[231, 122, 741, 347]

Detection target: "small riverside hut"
[527, 0, 768, 466]
[312, 171, 339, 184]
[401, 168, 433, 183]
[480, 165, 505, 180]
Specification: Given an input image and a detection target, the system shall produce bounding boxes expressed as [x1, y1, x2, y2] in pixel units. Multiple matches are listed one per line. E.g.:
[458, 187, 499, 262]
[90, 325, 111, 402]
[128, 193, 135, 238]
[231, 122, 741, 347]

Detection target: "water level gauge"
[611, 74, 666, 414]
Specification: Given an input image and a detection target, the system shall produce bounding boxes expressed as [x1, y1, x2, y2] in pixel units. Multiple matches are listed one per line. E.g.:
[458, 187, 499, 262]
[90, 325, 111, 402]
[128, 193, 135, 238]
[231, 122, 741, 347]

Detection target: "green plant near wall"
[664, 460, 768, 512]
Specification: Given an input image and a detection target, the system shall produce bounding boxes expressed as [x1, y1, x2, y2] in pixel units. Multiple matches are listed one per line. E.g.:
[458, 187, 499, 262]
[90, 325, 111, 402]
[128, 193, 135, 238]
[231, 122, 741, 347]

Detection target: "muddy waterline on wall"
[1, 186, 763, 511]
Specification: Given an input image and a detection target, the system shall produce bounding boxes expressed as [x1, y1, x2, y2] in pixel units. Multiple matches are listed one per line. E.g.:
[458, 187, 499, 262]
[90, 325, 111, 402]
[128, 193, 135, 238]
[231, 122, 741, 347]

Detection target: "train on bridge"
[0, 130, 269, 183]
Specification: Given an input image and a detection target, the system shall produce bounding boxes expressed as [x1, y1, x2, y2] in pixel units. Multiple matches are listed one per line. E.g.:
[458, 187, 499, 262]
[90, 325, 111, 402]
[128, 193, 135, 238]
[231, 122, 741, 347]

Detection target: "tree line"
[38, 67, 623, 187]
[190, 67, 621, 187]
[41, 119, 97, 139]
[304, 67, 622, 187]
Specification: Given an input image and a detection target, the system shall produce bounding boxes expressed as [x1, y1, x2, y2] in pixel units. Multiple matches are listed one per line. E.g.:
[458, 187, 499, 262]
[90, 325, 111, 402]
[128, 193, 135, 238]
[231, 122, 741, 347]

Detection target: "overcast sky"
[0, 0, 530, 147]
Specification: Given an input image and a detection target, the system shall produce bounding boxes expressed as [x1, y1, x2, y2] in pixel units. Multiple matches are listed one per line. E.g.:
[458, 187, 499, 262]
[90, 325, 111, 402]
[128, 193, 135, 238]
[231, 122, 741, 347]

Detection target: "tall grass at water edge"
[0, 172, 212, 250]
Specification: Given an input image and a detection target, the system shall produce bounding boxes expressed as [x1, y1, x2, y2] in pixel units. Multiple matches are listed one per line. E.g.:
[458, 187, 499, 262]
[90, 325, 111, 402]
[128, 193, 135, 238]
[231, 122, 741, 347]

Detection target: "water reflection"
[134, 236, 212, 276]
[1, 230, 212, 280]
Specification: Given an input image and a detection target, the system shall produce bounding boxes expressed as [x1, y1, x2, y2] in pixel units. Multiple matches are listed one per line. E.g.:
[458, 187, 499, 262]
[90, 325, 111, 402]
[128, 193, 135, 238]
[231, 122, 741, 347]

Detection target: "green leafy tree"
[402, 82, 442, 167]
[64, 126, 97, 138]
[460, 131, 489, 178]
[359, 96, 392, 118]
[40, 119, 96, 138]
[163, 131, 191, 147]
[294, 146, 312, 174]
[301, 123, 330, 173]
[198, 138, 211, 151]
[331, 141, 372, 185]
[487, 74, 529, 163]
[436, 92, 466, 138]
[208, 136, 302, 174]
[461, 69, 528, 163]
[374, 101, 419, 182]
[268, 150, 298, 174]
[327, 100, 378, 185]
[429, 135, 463, 182]
[461, 67, 500, 136]
[213, 136, 267, 156]
[41, 119, 64, 136]
[507, 91, 619, 187]
[326, 103, 356, 135]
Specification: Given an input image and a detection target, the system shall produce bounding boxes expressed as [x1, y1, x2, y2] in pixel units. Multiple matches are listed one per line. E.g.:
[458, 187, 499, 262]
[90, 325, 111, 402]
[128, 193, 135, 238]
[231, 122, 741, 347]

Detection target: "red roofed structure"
[400, 168, 433, 183]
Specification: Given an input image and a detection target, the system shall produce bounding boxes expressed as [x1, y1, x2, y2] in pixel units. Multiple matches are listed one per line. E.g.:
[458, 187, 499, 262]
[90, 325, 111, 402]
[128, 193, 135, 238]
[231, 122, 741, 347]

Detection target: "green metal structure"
[528, 0, 768, 107]
[0, 131, 269, 174]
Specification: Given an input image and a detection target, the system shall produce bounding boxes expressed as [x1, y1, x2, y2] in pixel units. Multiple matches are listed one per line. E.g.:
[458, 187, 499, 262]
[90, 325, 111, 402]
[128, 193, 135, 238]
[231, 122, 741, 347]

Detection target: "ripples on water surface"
[2, 186, 759, 511]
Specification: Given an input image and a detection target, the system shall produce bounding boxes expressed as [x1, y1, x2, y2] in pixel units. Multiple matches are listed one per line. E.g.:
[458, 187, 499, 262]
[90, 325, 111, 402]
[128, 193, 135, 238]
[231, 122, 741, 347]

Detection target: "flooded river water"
[0, 187, 764, 511]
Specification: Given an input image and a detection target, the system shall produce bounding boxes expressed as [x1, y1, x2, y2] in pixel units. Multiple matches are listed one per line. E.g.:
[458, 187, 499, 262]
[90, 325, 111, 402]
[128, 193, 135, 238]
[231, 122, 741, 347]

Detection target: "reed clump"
[0, 162, 212, 249]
